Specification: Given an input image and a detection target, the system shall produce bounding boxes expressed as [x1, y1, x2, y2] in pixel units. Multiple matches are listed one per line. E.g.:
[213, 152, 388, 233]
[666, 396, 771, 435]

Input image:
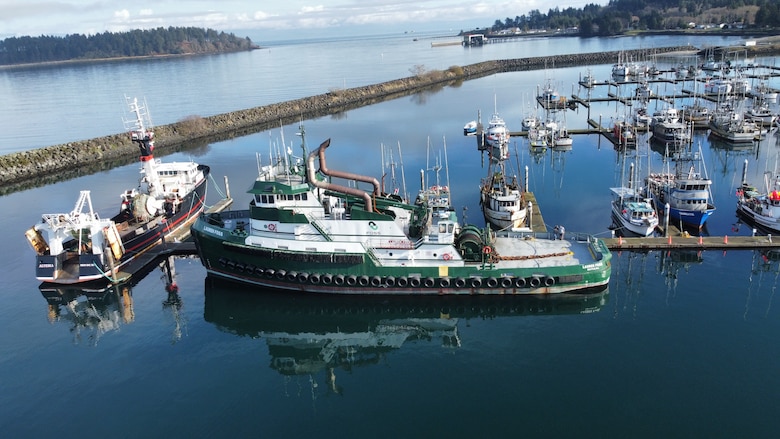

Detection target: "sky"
[0, 0, 605, 42]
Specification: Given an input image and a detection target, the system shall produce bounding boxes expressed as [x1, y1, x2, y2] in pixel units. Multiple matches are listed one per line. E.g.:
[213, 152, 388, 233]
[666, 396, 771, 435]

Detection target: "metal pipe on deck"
[307, 139, 374, 213]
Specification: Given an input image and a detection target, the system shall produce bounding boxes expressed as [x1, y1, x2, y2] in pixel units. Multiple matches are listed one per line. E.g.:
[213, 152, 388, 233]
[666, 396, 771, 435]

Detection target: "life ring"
[442, 253, 452, 261]
[267, 223, 276, 231]
[483, 246, 492, 254]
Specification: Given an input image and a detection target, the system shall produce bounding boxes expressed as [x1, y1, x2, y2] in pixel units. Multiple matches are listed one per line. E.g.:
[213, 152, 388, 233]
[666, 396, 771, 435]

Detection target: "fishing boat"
[682, 101, 711, 129]
[483, 112, 509, 159]
[736, 160, 780, 234]
[610, 186, 658, 236]
[611, 153, 658, 237]
[704, 75, 733, 96]
[480, 158, 527, 231]
[612, 119, 637, 148]
[190, 135, 612, 295]
[528, 126, 548, 149]
[544, 114, 573, 149]
[749, 81, 779, 101]
[645, 144, 716, 229]
[25, 97, 210, 285]
[650, 106, 691, 143]
[610, 186, 658, 237]
[708, 103, 760, 143]
[745, 100, 778, 127]
[635, 81, 653, 99]
[522, 113, 539, 130]
[537, 79, 567, 110]
[463, 120, 477, 136]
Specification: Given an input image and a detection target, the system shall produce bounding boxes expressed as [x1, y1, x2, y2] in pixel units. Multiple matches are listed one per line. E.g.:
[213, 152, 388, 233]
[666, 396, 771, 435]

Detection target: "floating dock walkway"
[104, 196, 233, 284]
[601, 234, 780, 251]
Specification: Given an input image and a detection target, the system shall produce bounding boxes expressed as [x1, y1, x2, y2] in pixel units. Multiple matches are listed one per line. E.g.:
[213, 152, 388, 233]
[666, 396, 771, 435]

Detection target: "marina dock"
[602, 234, 780, 251]
[104, 197, 233, 284]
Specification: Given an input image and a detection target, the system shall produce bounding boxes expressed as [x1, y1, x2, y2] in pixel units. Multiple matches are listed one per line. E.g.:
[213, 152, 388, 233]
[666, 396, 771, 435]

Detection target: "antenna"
[397, 141, 408, 203]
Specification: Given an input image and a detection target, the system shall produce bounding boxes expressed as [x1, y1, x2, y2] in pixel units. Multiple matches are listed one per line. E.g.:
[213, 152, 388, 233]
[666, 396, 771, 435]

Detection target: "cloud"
[300, 5, 325, 14]
[114, 9, 130, 21]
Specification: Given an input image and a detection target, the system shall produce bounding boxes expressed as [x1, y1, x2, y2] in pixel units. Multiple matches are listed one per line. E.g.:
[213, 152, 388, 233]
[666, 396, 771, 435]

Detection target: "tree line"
[0, 27, 257, 66]
[481, 0, 780, 37]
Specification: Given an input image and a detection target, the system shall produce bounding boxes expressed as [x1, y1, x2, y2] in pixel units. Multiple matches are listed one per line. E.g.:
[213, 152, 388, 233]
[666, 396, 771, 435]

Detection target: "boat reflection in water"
[203, 277, 608, 392]
[745, 249, 780, 320]
[40, 282, 136, 346]
[39, 256, 185, 345]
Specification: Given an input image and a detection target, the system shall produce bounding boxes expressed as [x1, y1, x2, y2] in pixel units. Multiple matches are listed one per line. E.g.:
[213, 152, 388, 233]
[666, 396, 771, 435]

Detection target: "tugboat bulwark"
[191, 137, 611, 295]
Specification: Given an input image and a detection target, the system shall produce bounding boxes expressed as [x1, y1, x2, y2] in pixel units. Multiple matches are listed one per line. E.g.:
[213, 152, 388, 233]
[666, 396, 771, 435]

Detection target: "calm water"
[3, 33, 780, 437]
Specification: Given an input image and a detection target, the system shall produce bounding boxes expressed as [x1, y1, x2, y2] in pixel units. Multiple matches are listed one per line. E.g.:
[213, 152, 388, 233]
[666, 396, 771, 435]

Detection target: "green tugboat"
[190, 133, 611, 295]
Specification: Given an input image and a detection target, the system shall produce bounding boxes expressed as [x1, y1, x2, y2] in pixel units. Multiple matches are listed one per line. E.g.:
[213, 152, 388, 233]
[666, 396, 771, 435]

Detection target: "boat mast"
[397, 141, 408, 202]
[124, 96, 161, 197]
[443, 135, 451, 195]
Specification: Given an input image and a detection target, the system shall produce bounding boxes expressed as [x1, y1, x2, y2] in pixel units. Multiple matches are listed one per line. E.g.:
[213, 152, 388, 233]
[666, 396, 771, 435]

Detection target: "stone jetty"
[0, 45, 704, 192]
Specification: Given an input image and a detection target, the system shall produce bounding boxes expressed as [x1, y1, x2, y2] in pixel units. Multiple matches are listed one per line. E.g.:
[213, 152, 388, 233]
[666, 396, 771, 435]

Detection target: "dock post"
[525, 166, 529, 194]
[663, 203, 670, 236]
[224, 175, 231, 199]
[527, 201, 533, 230]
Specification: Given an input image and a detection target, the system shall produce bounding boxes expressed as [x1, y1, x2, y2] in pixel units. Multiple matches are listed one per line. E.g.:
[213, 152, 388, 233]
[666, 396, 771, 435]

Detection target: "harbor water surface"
[2, 32, 780, 437]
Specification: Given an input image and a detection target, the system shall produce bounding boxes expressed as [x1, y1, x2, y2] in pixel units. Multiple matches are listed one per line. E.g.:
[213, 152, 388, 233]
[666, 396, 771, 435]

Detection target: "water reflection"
[203, 277, 607, 393]
[40, 282, 135, 346]
[610, 249, 705, 316]
[745, 249, 780, 320]
[39, 255, 186, 345]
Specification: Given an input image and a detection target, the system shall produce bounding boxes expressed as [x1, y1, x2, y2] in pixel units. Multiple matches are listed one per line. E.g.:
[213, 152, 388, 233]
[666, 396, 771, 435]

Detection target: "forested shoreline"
[0, 27, 257, 66]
